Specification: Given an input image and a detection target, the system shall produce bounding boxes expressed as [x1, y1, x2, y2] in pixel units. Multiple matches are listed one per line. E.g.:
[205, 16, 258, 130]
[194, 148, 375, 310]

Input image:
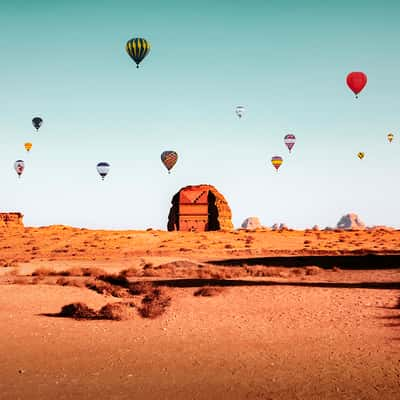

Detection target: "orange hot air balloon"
[271, 156, 283, 171]
[387, 133, 394, 143]
[24, 142, 32, 152]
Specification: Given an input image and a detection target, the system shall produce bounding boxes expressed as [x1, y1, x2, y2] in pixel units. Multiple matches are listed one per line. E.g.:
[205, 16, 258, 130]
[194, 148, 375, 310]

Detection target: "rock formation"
[336, 213, 365, 230]
[312, 225, 320, 231]
[0, 213, 24, 229]
[271, 223, 288, 231]
[241, 217, 262, 230]
[167, 184, 233, 231]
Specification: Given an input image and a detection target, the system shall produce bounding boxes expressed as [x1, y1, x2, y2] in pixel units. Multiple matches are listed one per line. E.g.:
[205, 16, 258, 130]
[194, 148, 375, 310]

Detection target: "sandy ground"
[0, 227, 399, 399]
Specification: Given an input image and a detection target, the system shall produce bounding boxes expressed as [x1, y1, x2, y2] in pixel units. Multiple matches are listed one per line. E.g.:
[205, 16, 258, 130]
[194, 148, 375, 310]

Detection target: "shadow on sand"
[150, 278, 400, 290]
[207, 253, 400, 270]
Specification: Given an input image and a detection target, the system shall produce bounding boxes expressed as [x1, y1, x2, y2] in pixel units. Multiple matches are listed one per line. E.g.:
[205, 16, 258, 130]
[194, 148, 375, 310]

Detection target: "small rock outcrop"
[312, 225, 320, 231]
[241, 217, 262, 230]
[336, 213, 365, 230]
[0, 213, 24, 229]
[271, 223, 288, 231]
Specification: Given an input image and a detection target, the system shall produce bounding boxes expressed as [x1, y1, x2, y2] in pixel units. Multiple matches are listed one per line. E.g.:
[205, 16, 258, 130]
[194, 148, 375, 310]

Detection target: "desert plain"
[0, 226, 399, 399]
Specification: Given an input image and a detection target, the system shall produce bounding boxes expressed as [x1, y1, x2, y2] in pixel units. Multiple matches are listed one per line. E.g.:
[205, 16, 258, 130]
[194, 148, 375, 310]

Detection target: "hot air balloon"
[271, 156, 283, 171]
[235, 106, 245, 119]
[24, 142, 32, 152]
[387, 133, 394, 143]
[357, 152, 365, 160]
[284, 134, 296, 153]
[346, 72, 367, 98]
[126, 38, 151, 68]
[96, 162, 110, 180]
[14, 160, 25, 178]
[32, 117, 43, 131]
[161, 151, 178, 174]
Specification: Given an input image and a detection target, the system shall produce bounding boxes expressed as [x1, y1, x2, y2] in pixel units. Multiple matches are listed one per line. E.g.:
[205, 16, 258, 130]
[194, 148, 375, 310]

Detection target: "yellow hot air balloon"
[357, 152, 365, 160]
[24, 142, 32, 152]
[271, 156, 283, 171]
[387, 133, 394, 143]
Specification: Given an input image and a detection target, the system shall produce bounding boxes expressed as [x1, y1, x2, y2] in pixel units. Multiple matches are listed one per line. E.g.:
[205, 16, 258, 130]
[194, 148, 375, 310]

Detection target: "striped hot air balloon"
[126, 38, 151, 68]
[24, 142, 32, 152]
[32, 117, 43, 132]
[284, 134, 296, 152]
[96, 162, 110, 180]
[235, 106, 245, 119]
[14, 160, 25, 178]
[357, 152, 365, 160]
[271, 156, 283, 171]
[387, 133, 394, 143]
[161, 151, 178, 174]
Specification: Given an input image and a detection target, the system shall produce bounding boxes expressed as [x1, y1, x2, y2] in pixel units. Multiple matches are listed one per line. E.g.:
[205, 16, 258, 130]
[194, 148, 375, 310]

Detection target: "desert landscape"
[0, 218, 399, 400]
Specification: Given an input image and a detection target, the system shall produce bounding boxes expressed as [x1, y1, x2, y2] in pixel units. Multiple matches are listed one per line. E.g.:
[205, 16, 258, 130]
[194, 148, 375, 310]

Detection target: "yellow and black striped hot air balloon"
[126, 38, 150, 68]
[357, 152, 365, 160]
[24, 142, 32, 152]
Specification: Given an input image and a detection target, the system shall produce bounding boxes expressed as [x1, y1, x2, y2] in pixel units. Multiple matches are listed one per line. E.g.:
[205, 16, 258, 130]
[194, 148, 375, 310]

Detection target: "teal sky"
[1, 0, 399, 229]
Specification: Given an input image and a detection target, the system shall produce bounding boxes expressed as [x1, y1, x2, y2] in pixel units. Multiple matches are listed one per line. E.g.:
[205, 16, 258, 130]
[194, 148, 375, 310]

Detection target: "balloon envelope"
[24, 142, 32, 152]
[284, 134, 296, 152]
[32, 117, 43, 131]
[161, 151, 178, 173]
[96, 162, 110, 180]
[346, 72, 367, 97]
[387, 133, 394, 143]
[235, 106, 245, 119]
[14, 160, 25, 177]
[357, 152, 365, 160]
[271, 156, 283, 171]
[126, 38, 151, 68]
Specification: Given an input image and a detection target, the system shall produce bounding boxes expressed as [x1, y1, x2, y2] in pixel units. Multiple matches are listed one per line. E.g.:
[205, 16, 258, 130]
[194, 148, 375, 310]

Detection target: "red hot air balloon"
[346, 72, 367, 98]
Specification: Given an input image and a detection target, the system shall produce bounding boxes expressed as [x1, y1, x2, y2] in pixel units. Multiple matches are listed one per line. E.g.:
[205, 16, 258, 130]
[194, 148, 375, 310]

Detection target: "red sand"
[0, 227, 399, 399]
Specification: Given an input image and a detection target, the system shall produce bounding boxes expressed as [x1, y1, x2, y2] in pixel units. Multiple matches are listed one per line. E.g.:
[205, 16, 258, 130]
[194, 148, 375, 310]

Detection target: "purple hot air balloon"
[284, 134, 296, 153]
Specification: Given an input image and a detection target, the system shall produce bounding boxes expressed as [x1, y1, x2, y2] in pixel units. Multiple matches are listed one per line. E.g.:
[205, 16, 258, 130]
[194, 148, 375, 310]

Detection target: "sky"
[0, 0, 399, 230]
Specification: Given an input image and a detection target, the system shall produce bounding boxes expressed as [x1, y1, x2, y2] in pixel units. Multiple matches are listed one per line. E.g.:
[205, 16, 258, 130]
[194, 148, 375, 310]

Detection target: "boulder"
[336, 213, 365, 230]
[241, 217, 262, 230]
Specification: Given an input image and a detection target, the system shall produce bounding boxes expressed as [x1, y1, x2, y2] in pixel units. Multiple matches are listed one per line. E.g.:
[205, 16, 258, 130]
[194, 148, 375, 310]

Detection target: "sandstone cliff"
[168, 184, 233, 231]
[0, 213, 24, 229]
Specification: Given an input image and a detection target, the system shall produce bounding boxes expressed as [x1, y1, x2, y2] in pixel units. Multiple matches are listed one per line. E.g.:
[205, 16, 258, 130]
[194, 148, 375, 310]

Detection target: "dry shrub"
[98, 273, 129, 286]
[305, 266, 322, 275]
[1, 260, 19, 268]
[99, 302, 136, 320]
[194, 286, 224, 297]
[129, 281, 154, 295]
[119, 267, 140, 277]
[4, 267, 20, 276]
[32, 268, 58, 277]
[59, 267, 106, 277]
[139, 287, 171, 319]
[59, 302, 97, 319]
[224, 244, 234, 249]
[56, 277, 86, 288]
[11, 277, 30, 285]
[290, 268, 304, 276]
[85, 279, 130, 298]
